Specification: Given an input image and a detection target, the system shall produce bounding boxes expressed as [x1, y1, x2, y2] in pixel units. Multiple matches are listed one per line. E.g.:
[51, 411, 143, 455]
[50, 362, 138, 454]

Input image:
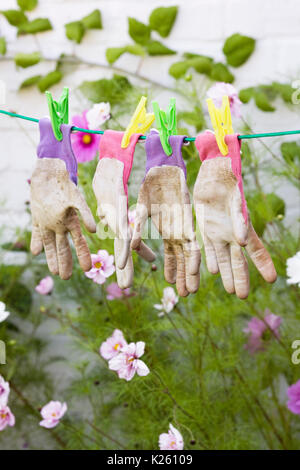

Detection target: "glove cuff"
[195, 131, 248, 224]
[99, 130, 141, 198]
[144, 130, 187, 179]
[37, 118, 78, 185]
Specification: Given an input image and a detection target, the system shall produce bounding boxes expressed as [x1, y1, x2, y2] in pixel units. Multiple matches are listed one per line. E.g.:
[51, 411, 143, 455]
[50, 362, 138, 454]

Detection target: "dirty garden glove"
[131, 130, 201, 297]
[193, 130, 277, 299]
[30, 118, 96, 280]
[92, 130, 156, 289]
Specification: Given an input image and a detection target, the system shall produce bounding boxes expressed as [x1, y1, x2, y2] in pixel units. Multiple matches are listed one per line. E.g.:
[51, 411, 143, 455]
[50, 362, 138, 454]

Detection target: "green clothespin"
[152, 98, 177, 156]
[45, 87, 69, 141]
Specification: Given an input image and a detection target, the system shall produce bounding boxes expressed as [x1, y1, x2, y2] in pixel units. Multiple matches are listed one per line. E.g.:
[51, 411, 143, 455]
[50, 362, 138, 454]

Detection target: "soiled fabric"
[145, 130, 187, 178]
[131, 131, 201, 297]
[93, 130, 155, 289]
[37, 117, 78, 185]
[195, 130, 247, 223]
[193, 131, 277, 299]
[30, 158, 96, 280]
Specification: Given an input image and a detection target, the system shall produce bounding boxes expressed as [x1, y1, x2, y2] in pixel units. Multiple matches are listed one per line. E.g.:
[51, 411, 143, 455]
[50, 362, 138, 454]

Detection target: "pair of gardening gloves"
[30, 122, 276, 299]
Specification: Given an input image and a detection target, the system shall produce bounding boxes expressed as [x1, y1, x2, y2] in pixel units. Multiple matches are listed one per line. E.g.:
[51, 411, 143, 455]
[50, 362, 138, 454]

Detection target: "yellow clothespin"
[206, 95, 234, 155]
[121, 96, 154, 148]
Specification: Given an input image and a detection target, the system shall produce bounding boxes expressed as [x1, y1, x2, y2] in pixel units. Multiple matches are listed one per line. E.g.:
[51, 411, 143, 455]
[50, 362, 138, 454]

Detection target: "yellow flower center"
[82, 134, 92, 145]
[94, 262, 102, 269]
[114, 343, 120, 350]
[1, 413, 7, 419]
[128, 357, 134, 363]
[52, 412, 57, 417]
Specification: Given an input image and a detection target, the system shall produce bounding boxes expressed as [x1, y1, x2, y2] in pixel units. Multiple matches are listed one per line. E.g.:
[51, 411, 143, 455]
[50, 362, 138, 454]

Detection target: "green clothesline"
[1, 108, 300, 141]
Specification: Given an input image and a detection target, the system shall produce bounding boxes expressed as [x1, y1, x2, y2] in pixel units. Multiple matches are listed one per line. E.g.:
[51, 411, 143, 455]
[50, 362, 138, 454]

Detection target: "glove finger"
[135, 241, 156, 262]
[31, 224, 43, 256]
[116, 253, 134, 289]
[115, 238, 131, 270]
[41, 229, 59, 275]
[183, 239, 201, 276]
[230, 244, 249, 299]
[73, 189, 96, 234]
[203, 234, 219, 274]
[97, 204, 108, 228]
[214, 243, 235, 294]
[56, 232, 73, 280]
[245, 224, 277, 283]
[174, 244, 189, 297]
[67, 212, 92, 272]
[131, 200, 149, 251]
[163, 241, 176, 285]
[230, 186, 248, 246]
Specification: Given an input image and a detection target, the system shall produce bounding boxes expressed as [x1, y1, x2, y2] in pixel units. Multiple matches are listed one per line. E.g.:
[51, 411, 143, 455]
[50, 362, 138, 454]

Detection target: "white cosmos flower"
[286, 251, 300, 287]
[154, 287, 179, 317]
[0, 302, 10, 323]
[86, 102, 110, 130]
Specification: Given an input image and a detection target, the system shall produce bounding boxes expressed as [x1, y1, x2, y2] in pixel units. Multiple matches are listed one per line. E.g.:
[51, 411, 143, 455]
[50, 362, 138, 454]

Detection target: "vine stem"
[0, 54, 180, 95]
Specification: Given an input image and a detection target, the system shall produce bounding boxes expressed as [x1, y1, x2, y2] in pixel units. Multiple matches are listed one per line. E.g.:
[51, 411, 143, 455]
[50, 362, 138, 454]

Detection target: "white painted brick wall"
[0, 0, 299, 239]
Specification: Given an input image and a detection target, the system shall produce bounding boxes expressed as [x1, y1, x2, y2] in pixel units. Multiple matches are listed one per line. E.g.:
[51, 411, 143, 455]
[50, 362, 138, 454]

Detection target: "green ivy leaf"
[1, 9, 27, 26]
[169, 57, 212, 79]
[128, 17, 151, 45]
[17, 0, 38, 11]
[169, 61, 189, 78]
[38, 70, 63, 92]
[183, 52, 213, 61]
[0, 37, 6, 55]
[280, 141, 300, 162]
[272, 82, 295, 103]
[223, 33, 256, 67]
[18, 18, 52, 34]
[239, 87, 254, 103]
[65, 20, 85, 43]
[106, 47, 126, 64]
[79, 74, 132, 105]
[20, 74, 42, 88]
[146, 40, 176, 56]
[14, 52, 41, 68]
[210, 62, 234, 83]
[189, 57, 212, 75]
[149, 6, 178, 38]
[126, 44, 145, 56]
[254, 90, 275, 112]
[82, 9, 102, 30]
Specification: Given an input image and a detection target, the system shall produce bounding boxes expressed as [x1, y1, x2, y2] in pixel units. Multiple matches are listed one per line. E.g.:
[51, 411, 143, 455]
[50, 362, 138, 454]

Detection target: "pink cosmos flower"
[106, 282, 131, 300]
[39, 401, 67, 429]
[108, 341, 150, 381]
[159, 423, 184, 450]
[35, 276, 54, 295]
[71, 111, 100, 163]
[207, 82, 242, 118]
[0, 376, 10, 407]
[85, 250, 115, 285]
[0, 405, 15, 431]
[100, 329, 128, 360]
[287, 379, 300, 415]
[244, 309, 282, 354]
